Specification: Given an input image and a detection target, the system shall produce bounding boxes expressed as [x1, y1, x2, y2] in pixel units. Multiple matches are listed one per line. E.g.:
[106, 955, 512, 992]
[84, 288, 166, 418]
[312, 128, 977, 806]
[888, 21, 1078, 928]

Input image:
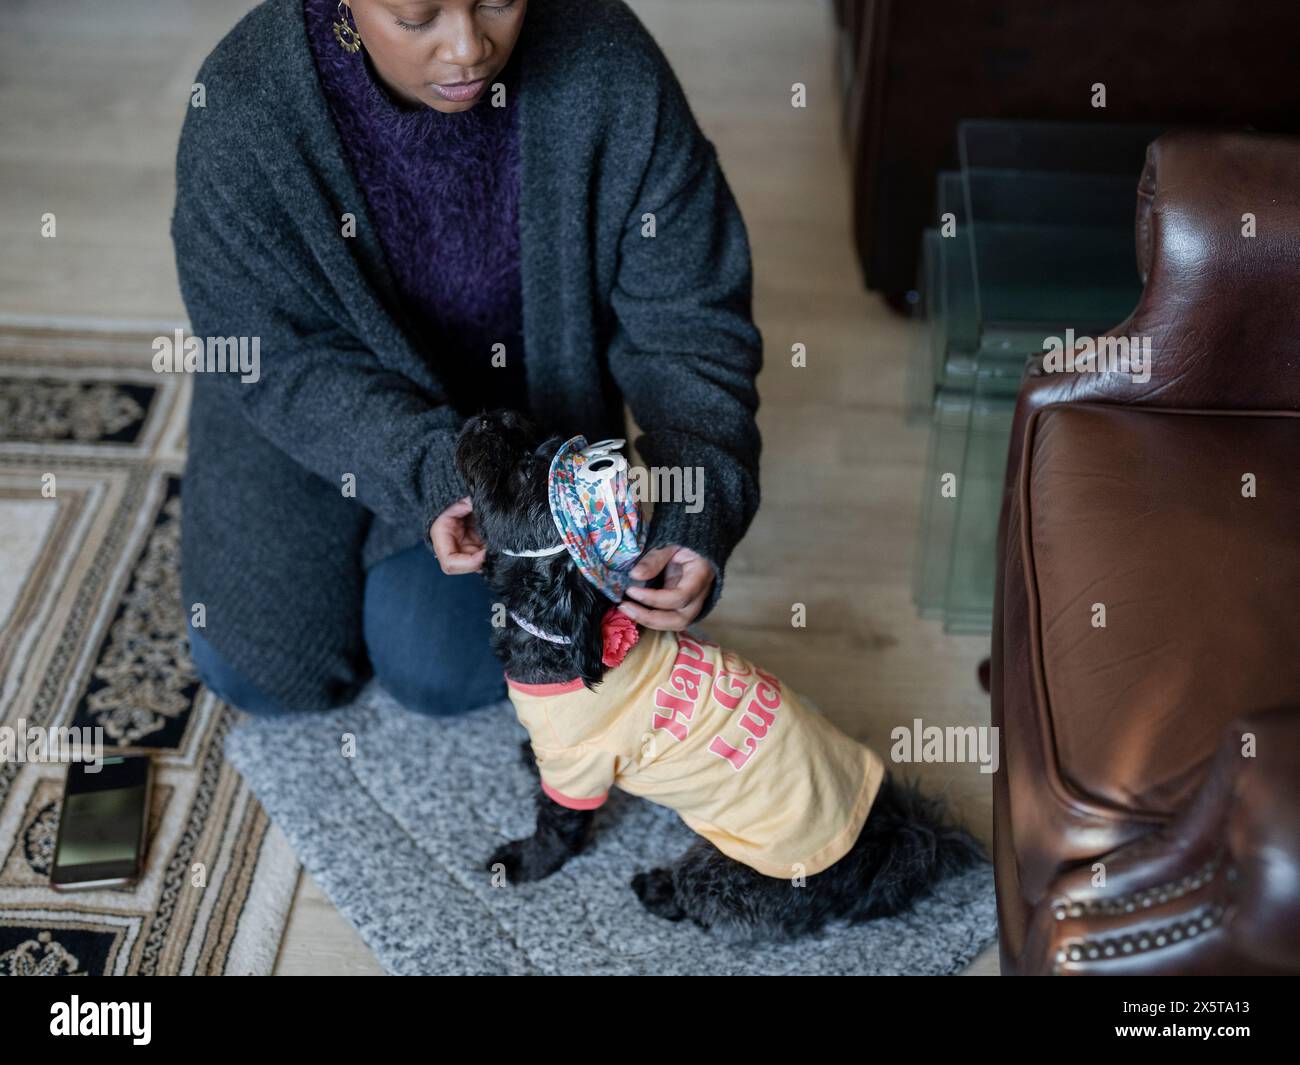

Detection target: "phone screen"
[52, 755, 151, 890]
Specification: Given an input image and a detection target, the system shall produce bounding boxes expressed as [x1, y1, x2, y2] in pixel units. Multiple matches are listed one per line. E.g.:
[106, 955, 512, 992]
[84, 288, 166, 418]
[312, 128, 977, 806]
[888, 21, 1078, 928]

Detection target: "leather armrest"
[1020, 706, 1300, 975]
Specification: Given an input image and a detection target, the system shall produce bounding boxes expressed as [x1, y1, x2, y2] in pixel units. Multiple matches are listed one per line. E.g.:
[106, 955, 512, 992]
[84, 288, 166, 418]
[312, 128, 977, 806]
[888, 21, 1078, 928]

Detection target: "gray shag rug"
[224, 683, 997, 975]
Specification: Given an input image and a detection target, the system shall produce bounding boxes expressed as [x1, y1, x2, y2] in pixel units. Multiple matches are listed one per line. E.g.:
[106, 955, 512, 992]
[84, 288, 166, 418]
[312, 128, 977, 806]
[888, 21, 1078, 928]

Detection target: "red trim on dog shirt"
[505, 675, 585, 696]
[541, 780, 608, 810]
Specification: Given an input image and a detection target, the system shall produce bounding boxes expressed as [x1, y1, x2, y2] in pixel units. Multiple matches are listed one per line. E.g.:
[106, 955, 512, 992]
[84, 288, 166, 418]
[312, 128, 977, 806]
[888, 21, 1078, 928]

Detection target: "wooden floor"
[1, 0, 998, 975]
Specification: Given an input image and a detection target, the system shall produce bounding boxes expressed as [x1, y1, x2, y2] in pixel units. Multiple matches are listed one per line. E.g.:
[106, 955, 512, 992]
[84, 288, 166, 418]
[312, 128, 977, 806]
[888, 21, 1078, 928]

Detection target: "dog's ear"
[574, 591, 609, 689]
[536, 562, 607, 687]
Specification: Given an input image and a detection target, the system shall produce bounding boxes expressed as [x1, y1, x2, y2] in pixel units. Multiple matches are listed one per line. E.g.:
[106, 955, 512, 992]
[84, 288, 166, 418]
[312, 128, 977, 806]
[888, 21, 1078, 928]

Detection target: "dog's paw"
[631, 867, 686, 921]
[486, 837, 564, 883]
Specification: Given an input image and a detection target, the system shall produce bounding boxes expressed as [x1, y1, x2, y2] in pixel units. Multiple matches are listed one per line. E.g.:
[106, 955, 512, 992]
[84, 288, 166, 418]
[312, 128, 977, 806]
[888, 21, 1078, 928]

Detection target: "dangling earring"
[333, 1, 362, 54]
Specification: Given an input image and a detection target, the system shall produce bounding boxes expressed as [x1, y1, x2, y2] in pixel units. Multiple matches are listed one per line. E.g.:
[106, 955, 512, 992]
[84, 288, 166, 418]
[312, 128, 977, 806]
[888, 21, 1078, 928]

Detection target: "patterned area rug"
[0, 328, 299, 976]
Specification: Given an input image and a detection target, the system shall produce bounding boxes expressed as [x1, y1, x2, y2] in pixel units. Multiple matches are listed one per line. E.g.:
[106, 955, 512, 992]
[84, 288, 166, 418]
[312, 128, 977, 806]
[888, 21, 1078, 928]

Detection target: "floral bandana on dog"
[546, 436, 646, 602]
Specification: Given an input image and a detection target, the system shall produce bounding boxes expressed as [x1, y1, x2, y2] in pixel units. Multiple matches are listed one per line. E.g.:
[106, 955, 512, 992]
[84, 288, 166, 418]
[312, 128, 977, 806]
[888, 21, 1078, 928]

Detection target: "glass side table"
[913, 120, 1161, 632]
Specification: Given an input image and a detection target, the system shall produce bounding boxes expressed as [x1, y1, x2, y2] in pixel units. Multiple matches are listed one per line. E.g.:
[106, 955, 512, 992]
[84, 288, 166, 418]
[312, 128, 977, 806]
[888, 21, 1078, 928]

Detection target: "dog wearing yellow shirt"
[456, 411, 984, 943]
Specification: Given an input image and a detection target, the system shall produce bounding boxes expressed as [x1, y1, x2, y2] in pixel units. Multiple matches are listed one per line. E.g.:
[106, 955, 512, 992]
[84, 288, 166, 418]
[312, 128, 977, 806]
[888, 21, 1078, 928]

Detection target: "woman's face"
[348, 0, 528, 113]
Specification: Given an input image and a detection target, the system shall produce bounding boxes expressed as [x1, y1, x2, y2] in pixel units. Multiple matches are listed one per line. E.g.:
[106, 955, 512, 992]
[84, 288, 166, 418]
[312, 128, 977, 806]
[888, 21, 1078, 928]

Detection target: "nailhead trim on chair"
[1050, 856, 1221, 921]
[1053, 904, 1225, 971]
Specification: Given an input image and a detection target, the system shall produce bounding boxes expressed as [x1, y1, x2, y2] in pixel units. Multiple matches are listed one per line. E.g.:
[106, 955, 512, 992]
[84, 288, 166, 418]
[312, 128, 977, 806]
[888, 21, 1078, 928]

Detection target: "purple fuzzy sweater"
[304, 0, 525, 411]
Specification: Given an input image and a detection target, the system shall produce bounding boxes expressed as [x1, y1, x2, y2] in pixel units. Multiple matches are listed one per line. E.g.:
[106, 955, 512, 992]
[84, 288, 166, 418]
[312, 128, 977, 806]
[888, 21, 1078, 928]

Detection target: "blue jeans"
[187, 544, 507, 717]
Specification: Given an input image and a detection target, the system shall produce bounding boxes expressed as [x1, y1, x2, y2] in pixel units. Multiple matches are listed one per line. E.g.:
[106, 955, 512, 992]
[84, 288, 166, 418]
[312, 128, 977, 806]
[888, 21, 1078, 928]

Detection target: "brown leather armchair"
[992, 130, 1300, 975]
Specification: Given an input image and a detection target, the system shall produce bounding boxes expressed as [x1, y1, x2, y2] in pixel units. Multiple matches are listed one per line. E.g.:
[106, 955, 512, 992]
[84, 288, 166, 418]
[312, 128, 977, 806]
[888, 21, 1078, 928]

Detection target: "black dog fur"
[457, 410, 986, 943]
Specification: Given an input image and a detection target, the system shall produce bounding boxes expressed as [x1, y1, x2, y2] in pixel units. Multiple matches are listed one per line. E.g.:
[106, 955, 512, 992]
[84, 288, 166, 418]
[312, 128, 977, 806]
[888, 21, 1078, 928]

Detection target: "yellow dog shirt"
[507, 628, 885, 878]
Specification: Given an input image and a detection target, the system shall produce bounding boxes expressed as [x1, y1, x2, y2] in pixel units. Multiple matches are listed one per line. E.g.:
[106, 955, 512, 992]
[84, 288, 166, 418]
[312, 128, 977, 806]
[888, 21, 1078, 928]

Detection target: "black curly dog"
[457, 410, 985, 942]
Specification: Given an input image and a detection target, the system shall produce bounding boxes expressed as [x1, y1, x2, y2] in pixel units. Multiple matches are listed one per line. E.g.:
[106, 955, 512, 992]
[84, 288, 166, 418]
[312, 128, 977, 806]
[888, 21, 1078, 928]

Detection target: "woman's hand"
[619, 545, 715, 631]
[430, 496, 486, 574]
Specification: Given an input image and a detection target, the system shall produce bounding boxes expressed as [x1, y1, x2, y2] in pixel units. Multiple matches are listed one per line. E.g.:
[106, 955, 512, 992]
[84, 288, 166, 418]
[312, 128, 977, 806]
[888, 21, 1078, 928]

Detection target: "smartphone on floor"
[50, 754, 152, 891]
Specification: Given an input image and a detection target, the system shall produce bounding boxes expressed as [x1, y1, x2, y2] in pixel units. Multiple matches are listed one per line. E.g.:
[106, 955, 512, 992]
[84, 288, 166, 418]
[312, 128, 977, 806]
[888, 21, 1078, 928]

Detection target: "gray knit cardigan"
[171, 0, 763, 711]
